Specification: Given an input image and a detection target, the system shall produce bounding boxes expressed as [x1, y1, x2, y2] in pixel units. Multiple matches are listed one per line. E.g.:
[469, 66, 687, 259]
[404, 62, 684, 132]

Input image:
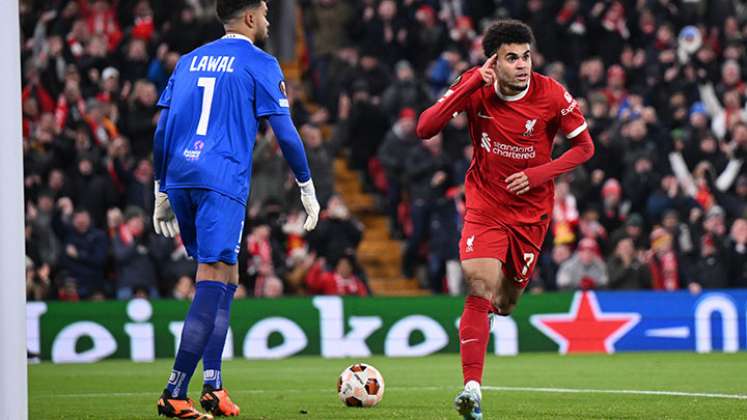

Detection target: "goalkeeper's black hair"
[216, 0, 264, 24]
[482, 19, 535, 59]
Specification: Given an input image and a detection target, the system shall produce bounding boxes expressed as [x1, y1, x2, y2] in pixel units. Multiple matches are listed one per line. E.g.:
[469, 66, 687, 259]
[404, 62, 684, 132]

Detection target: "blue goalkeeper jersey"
[156, 34, 291, 204]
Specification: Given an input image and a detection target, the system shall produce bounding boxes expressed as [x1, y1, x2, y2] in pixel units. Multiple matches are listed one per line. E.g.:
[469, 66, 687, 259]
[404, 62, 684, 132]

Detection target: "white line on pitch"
[481, 386, 747, 400]
[39, 386, 747, 400]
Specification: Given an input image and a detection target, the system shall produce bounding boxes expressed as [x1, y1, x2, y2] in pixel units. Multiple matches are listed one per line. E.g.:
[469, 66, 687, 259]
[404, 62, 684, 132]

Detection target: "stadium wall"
[27, 290, 747, 363]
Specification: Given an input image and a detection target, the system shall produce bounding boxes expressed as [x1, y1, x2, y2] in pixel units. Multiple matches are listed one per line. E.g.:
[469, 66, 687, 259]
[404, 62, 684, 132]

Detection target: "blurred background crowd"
[20, 0, 747, 301]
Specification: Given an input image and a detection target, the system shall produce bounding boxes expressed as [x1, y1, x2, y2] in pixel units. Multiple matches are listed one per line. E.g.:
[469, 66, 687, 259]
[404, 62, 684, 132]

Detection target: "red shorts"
[459, 219, 549, 288]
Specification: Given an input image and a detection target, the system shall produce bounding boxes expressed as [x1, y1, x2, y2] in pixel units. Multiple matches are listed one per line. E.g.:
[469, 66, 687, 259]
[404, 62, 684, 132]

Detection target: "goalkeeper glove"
[297, 179, 320, 231]
[153, 180, 180, 238]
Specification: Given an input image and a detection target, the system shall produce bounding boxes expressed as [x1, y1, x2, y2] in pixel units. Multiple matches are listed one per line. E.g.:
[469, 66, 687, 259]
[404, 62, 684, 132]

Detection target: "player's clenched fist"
[153, 180, 180, 238]
[479, 53, 498, 85]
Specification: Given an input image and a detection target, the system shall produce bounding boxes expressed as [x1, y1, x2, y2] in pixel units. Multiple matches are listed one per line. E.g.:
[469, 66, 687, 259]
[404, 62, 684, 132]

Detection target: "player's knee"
[463, 267, 499, 297]
[464, 277, 492, 299]
[492, 295, 517, 316]
[197, 262, 234, 283]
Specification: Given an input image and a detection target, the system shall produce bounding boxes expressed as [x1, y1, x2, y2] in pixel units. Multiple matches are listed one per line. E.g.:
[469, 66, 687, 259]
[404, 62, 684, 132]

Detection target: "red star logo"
[530, 291, 640, 354]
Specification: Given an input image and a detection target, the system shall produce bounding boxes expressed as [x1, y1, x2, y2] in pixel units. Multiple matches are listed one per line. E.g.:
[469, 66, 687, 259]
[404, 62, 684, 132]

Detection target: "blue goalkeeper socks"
[203, 283, 237, 389]
[166, 280, 226, 398]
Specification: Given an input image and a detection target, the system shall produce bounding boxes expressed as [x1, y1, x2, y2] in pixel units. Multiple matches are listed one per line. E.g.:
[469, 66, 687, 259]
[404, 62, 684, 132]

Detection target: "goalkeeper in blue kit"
[153, 1, 320, 418]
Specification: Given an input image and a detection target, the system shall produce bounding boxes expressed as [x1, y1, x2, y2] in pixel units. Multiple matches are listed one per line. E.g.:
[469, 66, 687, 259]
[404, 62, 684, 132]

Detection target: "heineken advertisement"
[26, 290, 747, 363]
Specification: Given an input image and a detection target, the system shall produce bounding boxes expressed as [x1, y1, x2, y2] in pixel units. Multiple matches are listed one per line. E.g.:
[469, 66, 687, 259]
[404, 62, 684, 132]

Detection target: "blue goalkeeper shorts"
[167, 188, 245, 265]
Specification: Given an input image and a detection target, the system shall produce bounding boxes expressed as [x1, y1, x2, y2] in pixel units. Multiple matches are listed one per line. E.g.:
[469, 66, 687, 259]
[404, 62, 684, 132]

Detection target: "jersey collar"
[222, 33, 254, 44]
[494, 74, 531, 102]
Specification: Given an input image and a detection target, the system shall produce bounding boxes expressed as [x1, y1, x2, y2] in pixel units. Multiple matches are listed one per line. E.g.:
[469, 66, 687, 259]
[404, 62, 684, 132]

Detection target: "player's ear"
[243, 9, 254, 29]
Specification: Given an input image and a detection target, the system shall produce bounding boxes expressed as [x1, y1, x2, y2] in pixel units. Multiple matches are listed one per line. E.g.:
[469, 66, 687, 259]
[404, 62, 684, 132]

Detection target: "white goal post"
[0, 1, 29, 419]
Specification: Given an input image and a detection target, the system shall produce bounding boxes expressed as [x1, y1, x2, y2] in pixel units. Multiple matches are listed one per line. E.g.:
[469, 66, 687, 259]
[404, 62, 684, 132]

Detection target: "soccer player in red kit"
[416, 20, 594, 419]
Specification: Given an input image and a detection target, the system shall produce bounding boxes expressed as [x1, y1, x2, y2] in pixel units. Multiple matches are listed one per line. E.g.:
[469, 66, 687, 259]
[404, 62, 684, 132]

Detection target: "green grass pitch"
[29, 352, 747, 419]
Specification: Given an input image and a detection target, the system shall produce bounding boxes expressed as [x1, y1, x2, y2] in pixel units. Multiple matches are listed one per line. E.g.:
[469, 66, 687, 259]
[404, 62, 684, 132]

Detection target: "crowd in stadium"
[20, 0, 747, 301]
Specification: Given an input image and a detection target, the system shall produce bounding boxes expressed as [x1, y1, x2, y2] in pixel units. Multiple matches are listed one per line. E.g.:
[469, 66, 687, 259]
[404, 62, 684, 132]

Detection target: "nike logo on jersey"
[460, 338, 478, 345]
[477, 111, 493, 119]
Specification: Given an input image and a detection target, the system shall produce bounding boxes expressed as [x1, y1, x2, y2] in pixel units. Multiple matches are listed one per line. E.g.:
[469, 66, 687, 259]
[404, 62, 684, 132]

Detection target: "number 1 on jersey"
[196, 77, 216, 136]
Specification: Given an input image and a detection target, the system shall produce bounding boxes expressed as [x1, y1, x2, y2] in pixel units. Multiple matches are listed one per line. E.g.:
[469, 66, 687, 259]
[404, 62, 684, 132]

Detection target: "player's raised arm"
[415, 54, 497, 139]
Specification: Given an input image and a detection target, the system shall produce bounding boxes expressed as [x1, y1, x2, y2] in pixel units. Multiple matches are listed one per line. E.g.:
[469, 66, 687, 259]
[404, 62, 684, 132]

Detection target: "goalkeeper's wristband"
[297, 178, 315, 196]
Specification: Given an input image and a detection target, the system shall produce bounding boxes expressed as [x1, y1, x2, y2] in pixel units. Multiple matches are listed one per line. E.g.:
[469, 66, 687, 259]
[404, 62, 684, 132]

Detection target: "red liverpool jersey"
[426, 67, 588, 225]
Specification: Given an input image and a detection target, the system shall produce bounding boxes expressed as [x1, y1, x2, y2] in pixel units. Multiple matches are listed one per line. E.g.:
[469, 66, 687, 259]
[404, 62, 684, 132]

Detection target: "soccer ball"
[337, 363, 385, 407]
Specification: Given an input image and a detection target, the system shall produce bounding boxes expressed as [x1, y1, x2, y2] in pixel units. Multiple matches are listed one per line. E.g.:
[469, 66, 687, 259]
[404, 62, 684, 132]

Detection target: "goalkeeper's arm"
[268, 114, 319, 231]
[151, 107, 179, 237]
[153, 108, 168, 183]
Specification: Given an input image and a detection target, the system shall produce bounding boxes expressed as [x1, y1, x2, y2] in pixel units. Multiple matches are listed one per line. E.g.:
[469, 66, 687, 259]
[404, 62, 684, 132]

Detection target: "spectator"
[647, 227, 689, 291]
[610, 213, 647, 250]
[442, 112, 470, 162]
[255, 275, 284, 298]
[336, 81, 389, 191]
[381, 60, 432, 118]
[307, 195, 364, 271]
[162, 6, 204, 55]
[378, 107, 420, 238]
[26, 258, 52, 301]
[426, 47, 463, 96]
[623, 153, 659, 215]
[112, 207, 159, 299]
[607, 238, 651, 290]
[661, 209, 696, 256]
[646, 174, 697, 225]
[357, 52, 391, 99]
[119, 38, 149, 83]
[357, 0, 409, 69]
[150, 234, 197, 293]
[27, 190, 61, 267]
[552, 179, 579, 245]
[578, 208, 608, 251]
[411, 5, 448, 72]
[401, 133, 458, 291]
[726, 218, 747, 288]
[246, 222, 276, 294]
[556, 238, 608, 290]
[55, 206, 108, 299]
[120, 79, 158, 158]
[535, 244, 573, 292]
[692, 233, 729, 290]
[71, 152, 117, 227]
[248, 131, 289, 215]
[306, 255, 368, 296]
[304, 0, 354, 92]
[300, 124, 335, 206]
[597, 178, 627, 236]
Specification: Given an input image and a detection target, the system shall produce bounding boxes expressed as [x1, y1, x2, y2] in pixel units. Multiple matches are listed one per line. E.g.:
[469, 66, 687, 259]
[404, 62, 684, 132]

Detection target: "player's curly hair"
[216, 0, 264, 24]
[482, 19, 535, 59]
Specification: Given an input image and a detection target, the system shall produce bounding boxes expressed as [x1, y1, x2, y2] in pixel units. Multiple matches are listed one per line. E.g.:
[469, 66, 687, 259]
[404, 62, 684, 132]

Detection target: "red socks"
[459, 295, 491, 385]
